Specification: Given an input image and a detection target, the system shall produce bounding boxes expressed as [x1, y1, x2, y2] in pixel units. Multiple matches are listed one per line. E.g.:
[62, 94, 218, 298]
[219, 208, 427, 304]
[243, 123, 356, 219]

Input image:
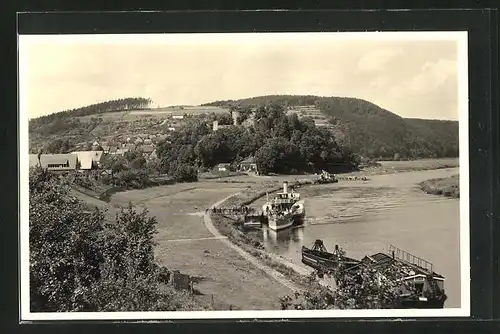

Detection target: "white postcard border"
[19, 31, 470, 320]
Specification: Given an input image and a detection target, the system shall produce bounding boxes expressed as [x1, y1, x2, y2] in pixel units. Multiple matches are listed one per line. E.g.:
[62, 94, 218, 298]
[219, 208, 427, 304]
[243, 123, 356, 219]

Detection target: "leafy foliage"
[203, 95, 459, 160]
[29, 167, 201, 312]
[156, 104, 356, 175]
[42, 138, 75, 154]
[280, 264, 416, 310]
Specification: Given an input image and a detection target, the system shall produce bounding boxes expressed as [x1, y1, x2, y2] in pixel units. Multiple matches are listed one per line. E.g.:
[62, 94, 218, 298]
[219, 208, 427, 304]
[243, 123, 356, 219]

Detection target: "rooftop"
[29, 153, 78, 170]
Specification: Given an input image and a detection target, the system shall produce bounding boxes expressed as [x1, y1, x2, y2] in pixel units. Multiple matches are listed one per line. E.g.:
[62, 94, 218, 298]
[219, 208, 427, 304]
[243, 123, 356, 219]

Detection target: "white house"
[71, 151, 104, 170]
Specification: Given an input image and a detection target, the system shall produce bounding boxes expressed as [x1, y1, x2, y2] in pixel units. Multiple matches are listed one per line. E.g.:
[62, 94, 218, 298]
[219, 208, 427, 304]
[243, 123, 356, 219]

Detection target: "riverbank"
[251, 167, 461, 308]
[206, 162, 461, 307]
[101, 158, 459, 309]
[419, 174, 460, 198]
[340, 158, 459, 177]
[207, 181, 323, 291]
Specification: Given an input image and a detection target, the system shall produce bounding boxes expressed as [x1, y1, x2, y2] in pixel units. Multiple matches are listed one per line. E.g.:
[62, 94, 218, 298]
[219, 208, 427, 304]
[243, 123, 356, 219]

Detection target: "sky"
[19, 32, 466, 120]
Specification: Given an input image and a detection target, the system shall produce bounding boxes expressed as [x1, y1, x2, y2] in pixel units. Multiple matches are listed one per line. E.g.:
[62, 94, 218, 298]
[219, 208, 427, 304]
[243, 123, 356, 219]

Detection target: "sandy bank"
[419, 174, 460, 198]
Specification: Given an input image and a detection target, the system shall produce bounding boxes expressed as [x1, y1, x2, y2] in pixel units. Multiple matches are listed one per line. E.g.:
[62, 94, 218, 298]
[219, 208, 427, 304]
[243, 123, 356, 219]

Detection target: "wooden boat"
[243, 211, 265, 228]
[314, 170, 339, 184]
[301, 240, 360, 271]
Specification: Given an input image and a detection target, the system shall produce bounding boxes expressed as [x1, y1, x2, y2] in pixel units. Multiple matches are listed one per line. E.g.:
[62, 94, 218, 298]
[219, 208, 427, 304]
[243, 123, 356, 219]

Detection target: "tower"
[231, 110, 240, 126]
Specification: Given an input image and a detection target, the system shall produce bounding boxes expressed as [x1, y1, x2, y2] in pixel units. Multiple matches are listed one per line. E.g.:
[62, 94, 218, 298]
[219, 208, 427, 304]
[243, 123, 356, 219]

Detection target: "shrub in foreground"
[29, 167, 201, 312]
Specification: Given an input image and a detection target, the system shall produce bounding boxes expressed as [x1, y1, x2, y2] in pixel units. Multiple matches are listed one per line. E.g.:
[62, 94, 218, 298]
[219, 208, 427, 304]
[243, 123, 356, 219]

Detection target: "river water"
[252, 168, 461, 308]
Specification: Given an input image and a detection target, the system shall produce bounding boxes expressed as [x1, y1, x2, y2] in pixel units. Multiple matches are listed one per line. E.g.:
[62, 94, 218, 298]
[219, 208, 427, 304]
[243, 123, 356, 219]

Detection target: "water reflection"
[262, 226, 305, 253]
[255, 168, 461, 308]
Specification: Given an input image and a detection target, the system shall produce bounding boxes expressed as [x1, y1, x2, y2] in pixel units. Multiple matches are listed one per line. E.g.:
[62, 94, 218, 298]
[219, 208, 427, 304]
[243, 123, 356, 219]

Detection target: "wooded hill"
[204, 95, 459, 160]
[30, 97, 152, 129]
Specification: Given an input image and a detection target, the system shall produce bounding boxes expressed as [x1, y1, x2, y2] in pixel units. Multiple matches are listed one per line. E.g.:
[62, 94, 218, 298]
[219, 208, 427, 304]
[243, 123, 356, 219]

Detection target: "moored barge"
[301, 240, 447, 308]
[346, 245, 447, 308]
[301, 239, 360, 271]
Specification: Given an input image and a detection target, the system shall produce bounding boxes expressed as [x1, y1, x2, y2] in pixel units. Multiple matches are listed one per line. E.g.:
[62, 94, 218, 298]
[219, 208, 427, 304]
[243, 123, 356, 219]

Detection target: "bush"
[280, 264, 416, 310]
[29, 167, 201, 312]
[113, 169, 150, 189]
[171, 163, 198, 183]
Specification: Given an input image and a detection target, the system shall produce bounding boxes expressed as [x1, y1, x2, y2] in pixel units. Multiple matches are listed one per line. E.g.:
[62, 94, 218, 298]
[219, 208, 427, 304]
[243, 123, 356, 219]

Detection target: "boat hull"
[301, 246, 360, 271]
[397, 296, 447, 309]
[268, 214, 294, 231]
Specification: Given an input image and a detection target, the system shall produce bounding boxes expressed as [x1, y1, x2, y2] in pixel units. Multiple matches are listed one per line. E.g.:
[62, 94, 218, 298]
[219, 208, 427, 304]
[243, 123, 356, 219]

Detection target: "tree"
[43, 138, 74, 154]
[29, 167, 201, 312]
[170, 163, 198, 183]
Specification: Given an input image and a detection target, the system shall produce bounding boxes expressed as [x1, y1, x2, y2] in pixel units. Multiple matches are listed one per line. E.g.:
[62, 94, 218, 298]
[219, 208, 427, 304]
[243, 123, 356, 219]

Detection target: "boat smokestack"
[283, 181, 288, 193]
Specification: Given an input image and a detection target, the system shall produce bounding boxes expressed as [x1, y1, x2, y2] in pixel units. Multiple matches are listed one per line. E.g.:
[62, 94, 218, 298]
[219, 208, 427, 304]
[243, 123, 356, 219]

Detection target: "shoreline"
[208, 182, 318, 284]
[206, 180, 335, 294]
[203, 163, 460, 296]
[99, 159, 459, 309]
[419, 174, 460, 198]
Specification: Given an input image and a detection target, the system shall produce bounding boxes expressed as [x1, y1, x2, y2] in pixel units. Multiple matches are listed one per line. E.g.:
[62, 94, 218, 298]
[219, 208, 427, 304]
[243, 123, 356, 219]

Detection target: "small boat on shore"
[301, 240, 360, 271]
[314, 170, 339, 184]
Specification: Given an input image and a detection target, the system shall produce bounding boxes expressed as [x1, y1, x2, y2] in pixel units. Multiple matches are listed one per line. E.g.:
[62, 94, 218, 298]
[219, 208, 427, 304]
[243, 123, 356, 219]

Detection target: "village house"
[238, 156, 258, 173]
[29, 153, 78, 172]
[140, 144, 155, 157]
[124, 143, 136, 151]
[212, 120, 235, 132]
[143, 138, 153, 145]
[134, 137, 144, 145]
[149, 149, 158, 160]
[71, 151, 104, 170]
[215, 163, 231, 172]
[108, 145, 118, 154]
[115, 148, 129, 156]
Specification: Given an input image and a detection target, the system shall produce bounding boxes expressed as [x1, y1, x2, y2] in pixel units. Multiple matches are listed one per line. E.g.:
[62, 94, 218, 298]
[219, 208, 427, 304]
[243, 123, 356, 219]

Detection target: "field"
[78, 106, 230, 122]
[377, 158, 459, 172]
[109, 180, 291, 310]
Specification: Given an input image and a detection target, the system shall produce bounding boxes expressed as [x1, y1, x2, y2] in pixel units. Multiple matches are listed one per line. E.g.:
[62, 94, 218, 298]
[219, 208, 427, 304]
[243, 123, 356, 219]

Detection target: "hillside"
[28, 98, 229, 153]
[204, 95, 459, 160]
[29, 95, 459, 161]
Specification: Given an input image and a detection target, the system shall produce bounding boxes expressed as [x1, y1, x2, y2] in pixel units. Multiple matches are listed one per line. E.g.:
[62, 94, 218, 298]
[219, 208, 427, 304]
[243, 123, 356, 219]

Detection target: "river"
[252, 167, 461, 308]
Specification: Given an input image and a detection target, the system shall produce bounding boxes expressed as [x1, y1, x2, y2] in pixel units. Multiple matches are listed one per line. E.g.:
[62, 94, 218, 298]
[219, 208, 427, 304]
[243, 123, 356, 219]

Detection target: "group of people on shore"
[207, 206, 257, 215]
[336, 175, 369, 181]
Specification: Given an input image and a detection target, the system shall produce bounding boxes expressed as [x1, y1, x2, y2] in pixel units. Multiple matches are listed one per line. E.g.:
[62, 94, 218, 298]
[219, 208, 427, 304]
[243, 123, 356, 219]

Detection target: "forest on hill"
[156, 104, 358, 177]
[205, 95, 459, 160]
[29, 97, 152, 130]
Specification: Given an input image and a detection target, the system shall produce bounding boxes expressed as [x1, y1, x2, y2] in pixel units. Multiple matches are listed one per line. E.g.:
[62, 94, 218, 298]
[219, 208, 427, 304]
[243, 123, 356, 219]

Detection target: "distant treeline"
[30, 97, 152, 128]
[204, 95, 459, 160]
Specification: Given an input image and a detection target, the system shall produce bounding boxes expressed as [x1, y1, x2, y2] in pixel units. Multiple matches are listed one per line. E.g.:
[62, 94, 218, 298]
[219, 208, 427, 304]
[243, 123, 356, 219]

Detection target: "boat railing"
[388, 245, 434, 273]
